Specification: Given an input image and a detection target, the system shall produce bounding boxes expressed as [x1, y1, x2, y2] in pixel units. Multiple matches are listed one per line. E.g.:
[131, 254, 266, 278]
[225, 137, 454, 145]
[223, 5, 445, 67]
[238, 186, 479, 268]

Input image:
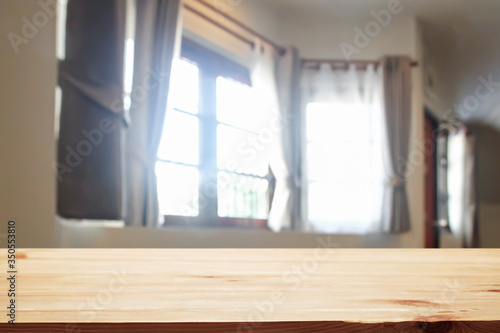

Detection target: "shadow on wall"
[466, 122, 500, 248]
[467, 123, 500, 203]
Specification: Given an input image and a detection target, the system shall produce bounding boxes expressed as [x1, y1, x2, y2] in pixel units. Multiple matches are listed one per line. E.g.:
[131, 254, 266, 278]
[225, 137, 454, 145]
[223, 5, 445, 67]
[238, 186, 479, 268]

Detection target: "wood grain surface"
[0, 249, 499, 331]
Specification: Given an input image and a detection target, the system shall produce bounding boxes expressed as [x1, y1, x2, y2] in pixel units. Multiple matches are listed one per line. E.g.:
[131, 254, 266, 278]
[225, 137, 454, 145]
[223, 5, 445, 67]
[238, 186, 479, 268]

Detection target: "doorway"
[424, 110, 439, 248]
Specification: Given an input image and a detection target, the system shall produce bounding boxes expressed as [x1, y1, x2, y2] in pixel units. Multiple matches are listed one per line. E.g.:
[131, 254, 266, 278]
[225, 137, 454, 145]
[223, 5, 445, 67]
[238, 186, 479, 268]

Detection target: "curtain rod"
[183, 4, 256, 50]
[185, 1, 419, 67]
[188, 0, 287, 55]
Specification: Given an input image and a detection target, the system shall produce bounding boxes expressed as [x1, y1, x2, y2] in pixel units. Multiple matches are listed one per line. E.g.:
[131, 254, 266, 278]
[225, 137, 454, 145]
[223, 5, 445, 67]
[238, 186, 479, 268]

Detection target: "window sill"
[57, 216, 124, 228]
[162, 215, 270, 230]
[57, 217, 419, 248]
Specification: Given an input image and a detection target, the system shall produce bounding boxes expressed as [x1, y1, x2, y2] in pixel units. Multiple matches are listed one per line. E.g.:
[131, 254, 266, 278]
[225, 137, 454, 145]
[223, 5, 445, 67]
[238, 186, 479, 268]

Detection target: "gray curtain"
[380, 56, 412, 233]
[268, 47, 302, 231]
[57, 0, 127, 219]
[124, 0, 182, 227]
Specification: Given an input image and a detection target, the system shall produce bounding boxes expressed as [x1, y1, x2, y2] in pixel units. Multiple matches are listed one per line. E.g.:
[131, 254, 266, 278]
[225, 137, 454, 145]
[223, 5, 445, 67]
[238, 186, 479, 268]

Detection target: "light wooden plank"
[1, 249, 499, 327]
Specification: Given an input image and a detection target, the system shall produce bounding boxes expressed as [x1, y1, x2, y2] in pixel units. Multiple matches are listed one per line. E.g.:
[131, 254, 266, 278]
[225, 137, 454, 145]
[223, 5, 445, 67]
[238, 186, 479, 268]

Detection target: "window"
[156, 59, 200, 218]
[216, 77, 270, 221]
[156, 41, 270, 228]
[304, 102, 385, 233]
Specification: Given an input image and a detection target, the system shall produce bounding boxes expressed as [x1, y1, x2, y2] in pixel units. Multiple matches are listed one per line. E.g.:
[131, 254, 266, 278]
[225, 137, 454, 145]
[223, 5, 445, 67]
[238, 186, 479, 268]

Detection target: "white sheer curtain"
[248, 41, 304, 232]
[267, 46, 302, 232]
[246, 41, 284, 230]
[248, 40, 279, 128]
[302, 63, 385, 234]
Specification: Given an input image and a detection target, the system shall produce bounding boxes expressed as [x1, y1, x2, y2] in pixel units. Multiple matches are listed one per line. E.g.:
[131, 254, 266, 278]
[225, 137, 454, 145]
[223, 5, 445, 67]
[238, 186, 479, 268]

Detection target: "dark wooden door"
[424, 112, 439, 248]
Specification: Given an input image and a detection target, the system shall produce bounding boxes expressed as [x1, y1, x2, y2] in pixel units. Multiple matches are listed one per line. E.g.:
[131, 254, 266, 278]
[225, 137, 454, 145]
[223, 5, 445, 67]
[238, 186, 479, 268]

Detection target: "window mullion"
[198, 62, 219, 226]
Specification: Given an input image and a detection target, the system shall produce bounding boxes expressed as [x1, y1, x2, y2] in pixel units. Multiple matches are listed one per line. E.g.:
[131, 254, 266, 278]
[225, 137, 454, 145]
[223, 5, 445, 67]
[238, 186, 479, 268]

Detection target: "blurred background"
[1, 0, 500, 248]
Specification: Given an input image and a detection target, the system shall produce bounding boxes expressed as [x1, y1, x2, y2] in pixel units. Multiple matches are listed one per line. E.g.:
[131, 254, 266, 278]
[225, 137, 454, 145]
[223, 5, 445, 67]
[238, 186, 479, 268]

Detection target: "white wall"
[58, 221, 413, 248]
[0, 0, 57, 247]
[273, 9, 416, 59]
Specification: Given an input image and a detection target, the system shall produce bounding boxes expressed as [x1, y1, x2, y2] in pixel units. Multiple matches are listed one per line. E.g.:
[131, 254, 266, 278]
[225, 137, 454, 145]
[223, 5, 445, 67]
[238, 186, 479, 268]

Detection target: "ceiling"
[264, 0, 500, 33]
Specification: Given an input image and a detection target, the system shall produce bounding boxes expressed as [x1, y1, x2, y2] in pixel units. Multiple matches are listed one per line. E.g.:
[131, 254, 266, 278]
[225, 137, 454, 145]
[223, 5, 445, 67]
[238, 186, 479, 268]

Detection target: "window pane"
[307, 180, 373, 227]
[217, 77, 270, 133]
[156, 162, 199, 217]
[305, 102, 384, 232]
[169, 59, 199, 114]
[307, 142, 371, 182]
[306, 103, 369, 142]
[217, 124, 269, 177]
[217, 172, 268, 219]
[157, 110, 199, 165]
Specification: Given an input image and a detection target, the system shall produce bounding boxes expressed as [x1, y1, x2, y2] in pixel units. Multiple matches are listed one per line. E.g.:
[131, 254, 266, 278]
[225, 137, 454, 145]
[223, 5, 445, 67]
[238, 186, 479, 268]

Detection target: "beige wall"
[419, 20, 461, 118]
[0, 0, 57, 247]
[467, 123, 500, 248]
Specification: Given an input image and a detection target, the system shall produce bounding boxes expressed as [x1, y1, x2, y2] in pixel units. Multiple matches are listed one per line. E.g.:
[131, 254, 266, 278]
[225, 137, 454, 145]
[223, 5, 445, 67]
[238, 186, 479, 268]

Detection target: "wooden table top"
[1, 249, 499, 332]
